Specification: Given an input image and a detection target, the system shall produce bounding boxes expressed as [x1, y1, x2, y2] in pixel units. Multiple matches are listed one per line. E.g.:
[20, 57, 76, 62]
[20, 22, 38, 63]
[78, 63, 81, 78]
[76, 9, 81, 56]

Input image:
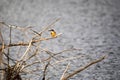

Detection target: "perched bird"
[49, 29, 57, 38]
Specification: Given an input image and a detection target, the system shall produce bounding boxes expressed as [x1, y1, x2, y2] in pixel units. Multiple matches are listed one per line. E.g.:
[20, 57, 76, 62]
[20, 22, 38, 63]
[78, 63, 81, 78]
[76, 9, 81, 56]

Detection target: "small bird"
[49, 29, 57, 38]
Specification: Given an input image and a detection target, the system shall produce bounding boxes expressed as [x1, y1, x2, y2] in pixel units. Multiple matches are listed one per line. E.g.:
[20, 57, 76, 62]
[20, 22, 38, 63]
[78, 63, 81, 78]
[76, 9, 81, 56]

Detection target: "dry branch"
[0, 31, 3, 64]
[60, 63, 70, 80]
[0, 20, 106, 80]
[61, 56, 106, 80]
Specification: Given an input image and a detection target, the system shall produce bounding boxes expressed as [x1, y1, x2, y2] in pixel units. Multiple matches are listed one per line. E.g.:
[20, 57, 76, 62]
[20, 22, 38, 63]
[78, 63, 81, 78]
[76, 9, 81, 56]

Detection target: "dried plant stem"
[61, 56, 106, 80]
[60, 63, 70, 80]
[0, 20, 106, 80]
[42, 61, 50, 80]
[0, 35, 62, 51]
[52, 55, 84, 65]
[20, 40, 32, 61]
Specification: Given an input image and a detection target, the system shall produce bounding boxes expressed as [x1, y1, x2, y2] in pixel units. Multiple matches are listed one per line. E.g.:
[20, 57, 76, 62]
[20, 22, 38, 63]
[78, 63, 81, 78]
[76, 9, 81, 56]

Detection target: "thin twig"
[3, 52, 16, 64]
[20, 40, 32, 61]
[42, 61, 50, 80]
[60, 63, 70, 80]
[54, 48, 82, 56]
[23, 61, 41, 69]
[52, 55, 84, 65]
[0, 22, 32, 31]
[25, 49, 39, 61]
[0, 29, 4, 64]
[7, 27, 12, 66]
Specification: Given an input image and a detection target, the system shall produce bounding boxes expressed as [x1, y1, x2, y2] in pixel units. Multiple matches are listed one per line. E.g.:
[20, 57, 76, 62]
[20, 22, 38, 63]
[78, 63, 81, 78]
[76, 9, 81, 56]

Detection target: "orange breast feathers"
[49, 29, 57, 38]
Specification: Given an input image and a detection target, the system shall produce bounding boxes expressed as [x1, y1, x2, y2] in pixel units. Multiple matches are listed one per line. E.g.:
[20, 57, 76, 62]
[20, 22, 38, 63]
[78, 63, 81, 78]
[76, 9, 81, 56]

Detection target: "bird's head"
[48, 29, 54, 32]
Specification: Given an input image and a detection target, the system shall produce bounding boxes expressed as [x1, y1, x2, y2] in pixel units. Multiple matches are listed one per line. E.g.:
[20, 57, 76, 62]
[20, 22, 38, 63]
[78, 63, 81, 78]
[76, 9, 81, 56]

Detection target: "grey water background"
[0, 0, 120, 80]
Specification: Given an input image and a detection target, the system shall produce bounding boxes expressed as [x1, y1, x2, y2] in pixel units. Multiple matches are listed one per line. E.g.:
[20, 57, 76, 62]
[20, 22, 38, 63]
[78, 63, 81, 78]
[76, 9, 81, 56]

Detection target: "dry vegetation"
[0, 19, 105, 80]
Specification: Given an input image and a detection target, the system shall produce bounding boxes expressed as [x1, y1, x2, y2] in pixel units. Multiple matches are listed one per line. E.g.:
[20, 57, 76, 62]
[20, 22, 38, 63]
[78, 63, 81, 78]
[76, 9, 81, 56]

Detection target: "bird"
[49, 29, 57, 38]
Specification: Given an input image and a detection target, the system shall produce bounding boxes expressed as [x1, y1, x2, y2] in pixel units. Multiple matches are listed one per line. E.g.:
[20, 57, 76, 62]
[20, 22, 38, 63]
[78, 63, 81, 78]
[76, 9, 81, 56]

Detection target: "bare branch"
[61, 56, 106, 80]
[0, 34, 62, 51]
[52, 55, 84, 65]
[20, 40, 33, 61]
[42, 61, 50, 80]
[60, 63, 70, 80]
